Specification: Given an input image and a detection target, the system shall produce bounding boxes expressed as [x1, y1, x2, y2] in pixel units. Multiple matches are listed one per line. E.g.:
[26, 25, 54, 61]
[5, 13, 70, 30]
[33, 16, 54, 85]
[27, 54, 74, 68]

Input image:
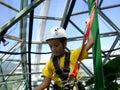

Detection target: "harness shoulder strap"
[52, 55, 63, 78]
[52, 47, 70, 81]
[63, 48, 70, 80]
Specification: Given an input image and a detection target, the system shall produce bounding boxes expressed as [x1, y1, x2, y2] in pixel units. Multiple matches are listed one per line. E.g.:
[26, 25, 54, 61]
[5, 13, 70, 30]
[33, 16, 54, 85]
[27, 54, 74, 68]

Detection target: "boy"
[34, 24, 94, 90]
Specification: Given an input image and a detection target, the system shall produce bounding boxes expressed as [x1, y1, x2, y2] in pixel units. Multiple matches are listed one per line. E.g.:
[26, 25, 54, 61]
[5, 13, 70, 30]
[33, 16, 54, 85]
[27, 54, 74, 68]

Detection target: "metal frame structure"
[0, 0, 120, 90]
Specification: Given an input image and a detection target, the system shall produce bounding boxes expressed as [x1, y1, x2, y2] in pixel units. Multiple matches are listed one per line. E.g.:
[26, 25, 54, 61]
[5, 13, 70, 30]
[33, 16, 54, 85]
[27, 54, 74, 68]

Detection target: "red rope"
[70, 3, 95, 77]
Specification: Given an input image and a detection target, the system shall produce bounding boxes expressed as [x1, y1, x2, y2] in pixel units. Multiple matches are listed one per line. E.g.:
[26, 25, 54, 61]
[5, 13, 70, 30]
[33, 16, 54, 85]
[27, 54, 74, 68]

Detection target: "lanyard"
[70, 1, 96, 78]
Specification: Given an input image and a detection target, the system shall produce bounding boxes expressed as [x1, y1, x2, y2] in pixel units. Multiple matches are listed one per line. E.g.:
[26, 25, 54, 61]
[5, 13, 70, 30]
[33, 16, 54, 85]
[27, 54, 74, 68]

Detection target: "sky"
[0, 0, 120, 71]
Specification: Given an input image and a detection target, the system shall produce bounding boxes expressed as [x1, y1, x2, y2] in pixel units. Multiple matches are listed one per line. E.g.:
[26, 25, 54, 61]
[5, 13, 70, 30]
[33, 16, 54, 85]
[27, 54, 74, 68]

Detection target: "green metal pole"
[20, 0, 29, 90]
[87, 0, 104, 90]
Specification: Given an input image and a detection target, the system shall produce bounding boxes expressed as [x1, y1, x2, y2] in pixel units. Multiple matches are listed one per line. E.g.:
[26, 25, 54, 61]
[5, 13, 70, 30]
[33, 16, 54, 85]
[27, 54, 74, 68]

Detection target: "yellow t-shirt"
[42, 46, 88, 87]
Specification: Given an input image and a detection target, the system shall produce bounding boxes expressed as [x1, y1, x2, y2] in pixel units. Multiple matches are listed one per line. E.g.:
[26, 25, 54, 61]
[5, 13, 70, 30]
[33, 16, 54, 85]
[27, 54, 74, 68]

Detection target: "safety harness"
[52, 48, 87, 90]
[52, 47, 70, 82]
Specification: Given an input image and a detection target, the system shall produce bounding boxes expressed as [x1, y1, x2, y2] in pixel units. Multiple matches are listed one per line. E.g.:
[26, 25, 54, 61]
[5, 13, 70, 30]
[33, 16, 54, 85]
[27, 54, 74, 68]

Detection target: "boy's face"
[47, 39, 66, 56]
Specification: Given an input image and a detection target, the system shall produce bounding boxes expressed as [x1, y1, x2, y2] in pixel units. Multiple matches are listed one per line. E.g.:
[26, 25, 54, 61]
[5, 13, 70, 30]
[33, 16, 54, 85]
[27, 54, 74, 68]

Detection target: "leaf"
[85, 55, 120, 87]
[85, 77, 94, 86]
[105, 82, 120, 90]
[103, 55, 120, 82]
[103, 55, 120, 72]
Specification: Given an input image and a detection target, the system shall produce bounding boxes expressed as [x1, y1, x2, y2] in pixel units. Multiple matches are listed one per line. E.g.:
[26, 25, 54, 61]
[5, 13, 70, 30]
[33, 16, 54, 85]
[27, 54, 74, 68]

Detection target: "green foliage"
[85, 55, 120, 90]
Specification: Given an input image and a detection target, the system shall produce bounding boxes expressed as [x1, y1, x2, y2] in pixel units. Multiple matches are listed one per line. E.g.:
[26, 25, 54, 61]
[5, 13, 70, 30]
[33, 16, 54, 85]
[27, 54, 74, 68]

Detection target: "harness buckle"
[63, 66, 70, 71]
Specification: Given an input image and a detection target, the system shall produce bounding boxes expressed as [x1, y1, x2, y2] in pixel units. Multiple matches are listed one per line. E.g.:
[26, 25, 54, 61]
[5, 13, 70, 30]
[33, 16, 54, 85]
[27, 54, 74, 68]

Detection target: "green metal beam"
[0, 1, 19, 12]
[0, 0, 45, 35]
[20, 0, 28, 90]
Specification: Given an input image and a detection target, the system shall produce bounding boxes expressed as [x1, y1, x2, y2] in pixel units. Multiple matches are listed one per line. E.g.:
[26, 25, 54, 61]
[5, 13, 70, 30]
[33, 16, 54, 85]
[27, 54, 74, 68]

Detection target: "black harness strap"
[63, 48, 70, 81]
[52, 48, 70, 81]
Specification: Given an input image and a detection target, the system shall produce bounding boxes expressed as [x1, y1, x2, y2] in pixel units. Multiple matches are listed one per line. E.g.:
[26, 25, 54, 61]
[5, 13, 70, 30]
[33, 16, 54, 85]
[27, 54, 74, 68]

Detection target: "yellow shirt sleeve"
[69, 46, 88, 73]
[42, 59, 54, 79]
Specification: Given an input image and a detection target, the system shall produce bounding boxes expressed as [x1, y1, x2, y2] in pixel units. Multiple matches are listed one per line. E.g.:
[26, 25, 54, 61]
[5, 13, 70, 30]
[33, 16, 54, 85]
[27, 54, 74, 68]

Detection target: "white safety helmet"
[46, 27, 67, 41]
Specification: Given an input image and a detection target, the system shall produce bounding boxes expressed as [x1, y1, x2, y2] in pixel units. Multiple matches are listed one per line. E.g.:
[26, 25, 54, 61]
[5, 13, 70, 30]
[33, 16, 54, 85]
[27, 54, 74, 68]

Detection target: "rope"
[70, 0, 96, 78]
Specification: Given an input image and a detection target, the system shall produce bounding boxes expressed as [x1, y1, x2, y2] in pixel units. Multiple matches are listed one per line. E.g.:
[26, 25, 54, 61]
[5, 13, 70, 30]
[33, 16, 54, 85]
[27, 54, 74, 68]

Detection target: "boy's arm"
[34, 77, 51, 90]
[85, 18, 94, 51]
